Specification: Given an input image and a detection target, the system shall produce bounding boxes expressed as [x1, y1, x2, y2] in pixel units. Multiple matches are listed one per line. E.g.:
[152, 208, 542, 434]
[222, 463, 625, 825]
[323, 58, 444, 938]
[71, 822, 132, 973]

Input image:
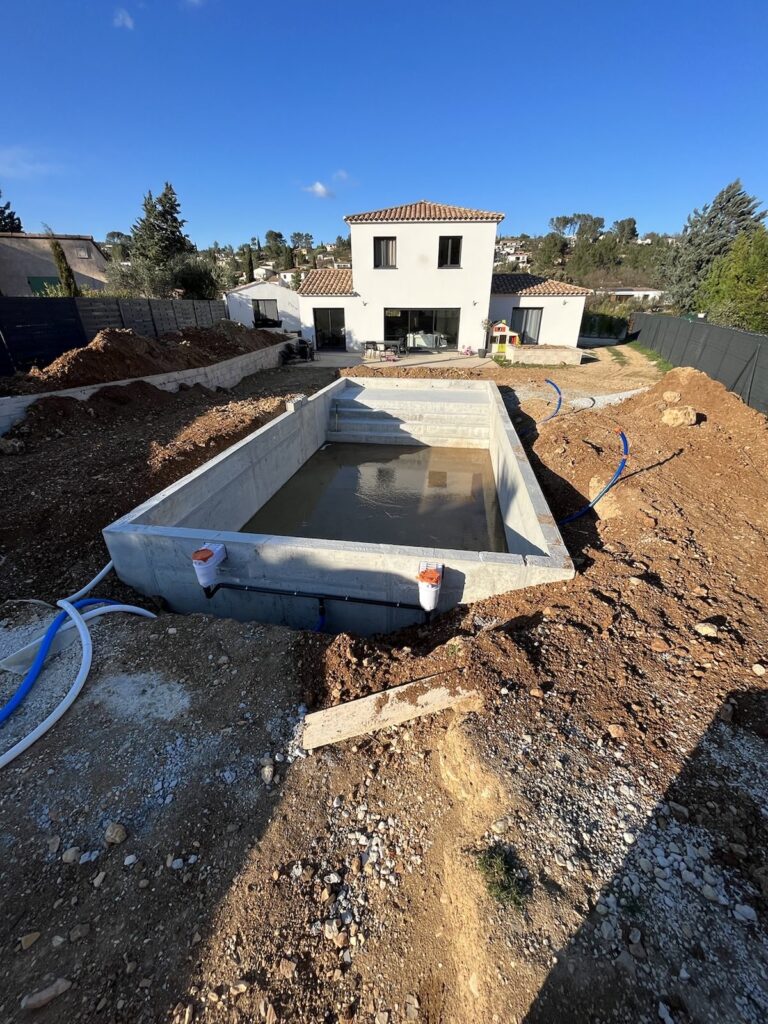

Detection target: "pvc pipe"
[0, 598, 119, 724]
[539, 379, 563, 424]
[0, 603, 157, 770]
[64, 561, 114, 603]
[0, 604, 157, 676]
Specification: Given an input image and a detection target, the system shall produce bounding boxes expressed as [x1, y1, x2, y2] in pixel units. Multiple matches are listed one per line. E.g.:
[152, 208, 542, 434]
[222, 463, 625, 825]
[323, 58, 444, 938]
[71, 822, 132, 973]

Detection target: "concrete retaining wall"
[104, 377, 573, 635]
[0, 344, 284, 435]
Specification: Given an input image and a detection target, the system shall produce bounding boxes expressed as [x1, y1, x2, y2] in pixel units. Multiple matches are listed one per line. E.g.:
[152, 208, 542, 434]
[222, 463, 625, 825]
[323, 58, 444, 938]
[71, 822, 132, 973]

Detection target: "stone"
[694, 622, 718, 638]
[51, 935, 65, 949]
[734, 903, 757, 923]
[230, 980, 248, 995]
[375, 1013, 390, 1024]
[491, 817, 509, 834]
[529, 687, 544, 698]
[701, 883, 718, 902]
[614, 950, 636, 978]
[589, 476, 622, 519]
[278, 957, 296, 979]
[623, 832, 636, 845]
[719, 703, 734, 723]
[69, 922, 90, 942]
[105, 822, 127, 845]
[124, 854, 138, 866]
[170, 858, 184, 871]
[628, 927, 642, 945]
[20, 932, 40, 950]
[663, 391, 681, 404]
[0, 437, 24, 456]
[62, 846, 80, 864]
[261, 763, 275, 785]
[20, 978, 71, 1010]
[629, 941, 647, 959]
[607, 723, 625, 741]
[661, 405, 697, 427]
[93, 871, 106, 888]
[48, 836, 61, 854]
[752, 663, 766, 677]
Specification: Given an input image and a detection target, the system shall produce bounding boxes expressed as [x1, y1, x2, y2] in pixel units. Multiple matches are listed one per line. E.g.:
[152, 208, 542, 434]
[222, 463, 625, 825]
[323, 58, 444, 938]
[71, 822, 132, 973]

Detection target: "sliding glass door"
[313, 308, 346, 349]
[510, 307, 543, 345]
[383, 308, 460, 349]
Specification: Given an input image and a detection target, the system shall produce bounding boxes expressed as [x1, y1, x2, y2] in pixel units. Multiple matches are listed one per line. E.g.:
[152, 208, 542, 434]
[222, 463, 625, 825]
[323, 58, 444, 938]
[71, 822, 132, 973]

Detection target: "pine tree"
[0, 189, 22, 232]
[662, 180, 765, 312]
[131, 183, 192, 267]
[48, 237, 81, 297]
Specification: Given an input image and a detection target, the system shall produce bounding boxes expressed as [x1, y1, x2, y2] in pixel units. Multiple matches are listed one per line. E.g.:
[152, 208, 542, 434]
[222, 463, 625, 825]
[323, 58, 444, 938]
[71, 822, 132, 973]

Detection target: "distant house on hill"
[0, 233, 109, 296]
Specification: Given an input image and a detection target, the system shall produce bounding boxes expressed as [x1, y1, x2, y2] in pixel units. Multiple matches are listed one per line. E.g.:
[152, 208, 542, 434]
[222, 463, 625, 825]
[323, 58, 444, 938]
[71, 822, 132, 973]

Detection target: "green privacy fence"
[630, 313, 768, 414]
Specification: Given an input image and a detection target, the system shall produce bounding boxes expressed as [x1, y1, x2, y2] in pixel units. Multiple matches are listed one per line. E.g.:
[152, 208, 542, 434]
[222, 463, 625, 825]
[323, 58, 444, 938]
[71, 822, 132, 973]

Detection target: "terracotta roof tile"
[491, 273, 591, 297]
[345, 200, 505, 224]
[297, 268, 355, 296]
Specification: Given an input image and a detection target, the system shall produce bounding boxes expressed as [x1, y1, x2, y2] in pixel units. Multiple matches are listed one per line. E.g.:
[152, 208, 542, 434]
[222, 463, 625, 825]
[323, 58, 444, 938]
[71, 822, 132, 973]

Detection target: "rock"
[607, 723, 625, 741]
[170, 858, 184, 871]
[93, 871, 106, 888]
[51, 935, 65, 949]
[658, 1002, 676, 1024]
[20, 932, 40, 950]
[375, 1013, 390, 1024]
[694, 622, 718, 638]
[661, 405, 697, 427]
[261, 763, 275, 785]
[278, 957, 296, 979]
[405, 993, 420, 1020]
[718, 703, 734, 723]
[20, 978, 71, 1010]
[629, 941, 647, 959]
[69, 923, 90, 942]
[663, 391, 681, 404]
[752, 663, 766, 677]
[230, 980, 248, 995]
[623, 832, 636, 845]
[614, 950, 636, 978]
[491, 817, 509, 834]
[124, 854, 138, 866]
[734, 903, 757, 923]
[62, 846, 80, 864]
[628, 927, 642, 945]
[589, 476, 622, 519]
[529, 687, 544, 698]
[701, 883, 718, 902]
[0, 437, 24, 455]
[105, 822, 127, 845]
[48, 836, 61, 854]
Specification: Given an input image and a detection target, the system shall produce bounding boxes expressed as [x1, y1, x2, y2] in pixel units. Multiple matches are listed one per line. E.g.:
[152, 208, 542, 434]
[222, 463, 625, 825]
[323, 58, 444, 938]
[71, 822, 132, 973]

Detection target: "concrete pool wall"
[104, 377, 573, 634]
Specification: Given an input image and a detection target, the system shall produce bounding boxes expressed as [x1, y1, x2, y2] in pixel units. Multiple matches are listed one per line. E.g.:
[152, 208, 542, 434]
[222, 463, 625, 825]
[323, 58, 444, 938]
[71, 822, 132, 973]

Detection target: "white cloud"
[0, 146, 58, 179]
[303, 181, 334, 199]
[332, 169, 349, 182]
[113, 8, 134, 29]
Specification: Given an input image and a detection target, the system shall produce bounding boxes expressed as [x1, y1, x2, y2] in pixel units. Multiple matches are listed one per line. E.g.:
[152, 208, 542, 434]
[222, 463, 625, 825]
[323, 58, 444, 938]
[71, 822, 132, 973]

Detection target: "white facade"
[225, 281, 301, 333]
[299, 217, 497, 352]
[488, 293, 587, 349]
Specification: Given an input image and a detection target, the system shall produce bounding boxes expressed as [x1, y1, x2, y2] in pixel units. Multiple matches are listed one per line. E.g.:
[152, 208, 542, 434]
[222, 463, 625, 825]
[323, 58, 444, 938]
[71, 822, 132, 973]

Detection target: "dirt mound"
[8, 323, 288, 394]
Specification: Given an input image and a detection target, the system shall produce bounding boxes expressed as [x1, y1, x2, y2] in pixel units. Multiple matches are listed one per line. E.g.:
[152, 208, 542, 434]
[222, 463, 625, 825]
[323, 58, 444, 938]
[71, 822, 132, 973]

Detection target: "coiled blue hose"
[557, 430, 629, 526]
[0, 598, 120, 725]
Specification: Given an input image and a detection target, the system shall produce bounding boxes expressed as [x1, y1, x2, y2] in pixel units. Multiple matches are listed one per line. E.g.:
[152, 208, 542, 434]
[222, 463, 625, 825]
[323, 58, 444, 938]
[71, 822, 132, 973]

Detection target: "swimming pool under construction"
[104, 378, 573, 634]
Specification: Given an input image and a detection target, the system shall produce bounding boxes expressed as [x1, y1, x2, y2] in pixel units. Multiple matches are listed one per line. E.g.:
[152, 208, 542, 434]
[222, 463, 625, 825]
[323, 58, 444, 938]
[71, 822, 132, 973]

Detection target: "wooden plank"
[302, 673, 481, 751]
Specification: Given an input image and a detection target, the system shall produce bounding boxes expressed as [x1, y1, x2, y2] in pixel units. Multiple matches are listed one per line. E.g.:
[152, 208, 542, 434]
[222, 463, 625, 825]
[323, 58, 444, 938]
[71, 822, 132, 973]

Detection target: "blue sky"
[4, 0, 767, 246]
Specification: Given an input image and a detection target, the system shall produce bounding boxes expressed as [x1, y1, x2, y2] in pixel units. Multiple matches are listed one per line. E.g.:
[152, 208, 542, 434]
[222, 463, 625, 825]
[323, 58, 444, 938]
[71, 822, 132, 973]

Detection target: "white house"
[489, 274, 591, 347]
[277, 267, 311, 288]
[295, 200, 589, 352]
[225, 279, 301, 333]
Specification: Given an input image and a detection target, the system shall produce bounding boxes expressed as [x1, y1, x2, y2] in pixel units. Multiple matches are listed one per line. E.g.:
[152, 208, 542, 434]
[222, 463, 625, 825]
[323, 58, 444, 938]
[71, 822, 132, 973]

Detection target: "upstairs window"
[438, 235, 462, 268]
[75, 247, 90, 259]
[373, 236, 396, 268]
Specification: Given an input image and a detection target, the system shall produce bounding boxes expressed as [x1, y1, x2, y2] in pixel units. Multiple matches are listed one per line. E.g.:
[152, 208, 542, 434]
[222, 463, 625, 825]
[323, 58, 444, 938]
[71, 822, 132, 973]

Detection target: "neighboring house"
[489, 274, 591, 347]
[225, 279, 301, 333]
[296, 200, 589, 352]
[0, 233, 109, 296]
[277, 267, 311, 288]
[595, 286, 664, 303]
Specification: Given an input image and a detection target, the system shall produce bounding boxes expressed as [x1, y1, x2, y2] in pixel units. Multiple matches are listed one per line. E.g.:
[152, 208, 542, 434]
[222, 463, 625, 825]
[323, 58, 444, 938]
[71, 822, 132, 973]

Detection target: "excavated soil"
[2, 323, 287, 395]
[1, 351, 767, 1024]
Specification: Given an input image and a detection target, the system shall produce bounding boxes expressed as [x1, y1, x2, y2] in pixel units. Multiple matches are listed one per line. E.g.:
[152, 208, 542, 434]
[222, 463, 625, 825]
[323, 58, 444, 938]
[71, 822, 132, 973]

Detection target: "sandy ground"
[1, 344, 767, 1024]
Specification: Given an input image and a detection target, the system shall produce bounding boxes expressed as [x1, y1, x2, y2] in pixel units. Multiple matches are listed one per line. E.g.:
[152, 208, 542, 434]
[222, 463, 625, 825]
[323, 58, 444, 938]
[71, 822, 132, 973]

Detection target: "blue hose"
[0, 598, 120, 725]
[558, 430, 630, 526]
[539, 379, 563, 424]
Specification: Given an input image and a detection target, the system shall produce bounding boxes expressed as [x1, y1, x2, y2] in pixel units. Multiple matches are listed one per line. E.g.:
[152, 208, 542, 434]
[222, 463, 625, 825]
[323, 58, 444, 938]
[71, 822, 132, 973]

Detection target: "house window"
[438, 236, 462, 268]
[252, 298, 280, 326]
[75, 247, 89, 259]
[510, 307, 543, 345]
[373, 236, 396, 268]
[28, 276, 61, 295]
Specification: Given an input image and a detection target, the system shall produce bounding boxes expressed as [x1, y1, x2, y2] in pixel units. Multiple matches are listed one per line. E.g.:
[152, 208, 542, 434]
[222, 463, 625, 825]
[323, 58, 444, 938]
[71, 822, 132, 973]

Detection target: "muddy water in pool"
[240, 442, 507, 552]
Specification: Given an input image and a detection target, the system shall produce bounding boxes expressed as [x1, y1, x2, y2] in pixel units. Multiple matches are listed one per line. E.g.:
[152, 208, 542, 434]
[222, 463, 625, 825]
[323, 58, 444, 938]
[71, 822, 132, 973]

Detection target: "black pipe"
[202, 580, 428, 618]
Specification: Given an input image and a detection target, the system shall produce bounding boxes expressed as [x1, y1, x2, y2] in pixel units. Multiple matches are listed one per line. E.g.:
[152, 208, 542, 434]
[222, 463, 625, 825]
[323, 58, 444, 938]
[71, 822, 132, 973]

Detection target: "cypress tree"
[245, 245, 254, 282]
[48, 238, 81, 297]
[662, 180, 765, 312]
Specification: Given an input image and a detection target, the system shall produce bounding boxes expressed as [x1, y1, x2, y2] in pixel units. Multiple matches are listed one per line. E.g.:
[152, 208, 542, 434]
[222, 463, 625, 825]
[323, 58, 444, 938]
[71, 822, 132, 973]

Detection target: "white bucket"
[418, 580, 440, 612]
[191, 542, 227, 587]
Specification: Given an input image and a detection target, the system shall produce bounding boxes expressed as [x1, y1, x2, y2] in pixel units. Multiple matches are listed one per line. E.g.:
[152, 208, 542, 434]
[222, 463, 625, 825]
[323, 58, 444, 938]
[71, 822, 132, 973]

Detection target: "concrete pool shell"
[104, 378, 574, 634]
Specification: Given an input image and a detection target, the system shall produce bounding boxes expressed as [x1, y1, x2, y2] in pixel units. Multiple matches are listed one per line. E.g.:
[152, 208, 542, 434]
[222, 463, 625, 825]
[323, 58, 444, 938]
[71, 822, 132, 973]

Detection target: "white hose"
[0, 604, 156, 675]
[0, 602, 156, 770]
[64, 561, 114, 603]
